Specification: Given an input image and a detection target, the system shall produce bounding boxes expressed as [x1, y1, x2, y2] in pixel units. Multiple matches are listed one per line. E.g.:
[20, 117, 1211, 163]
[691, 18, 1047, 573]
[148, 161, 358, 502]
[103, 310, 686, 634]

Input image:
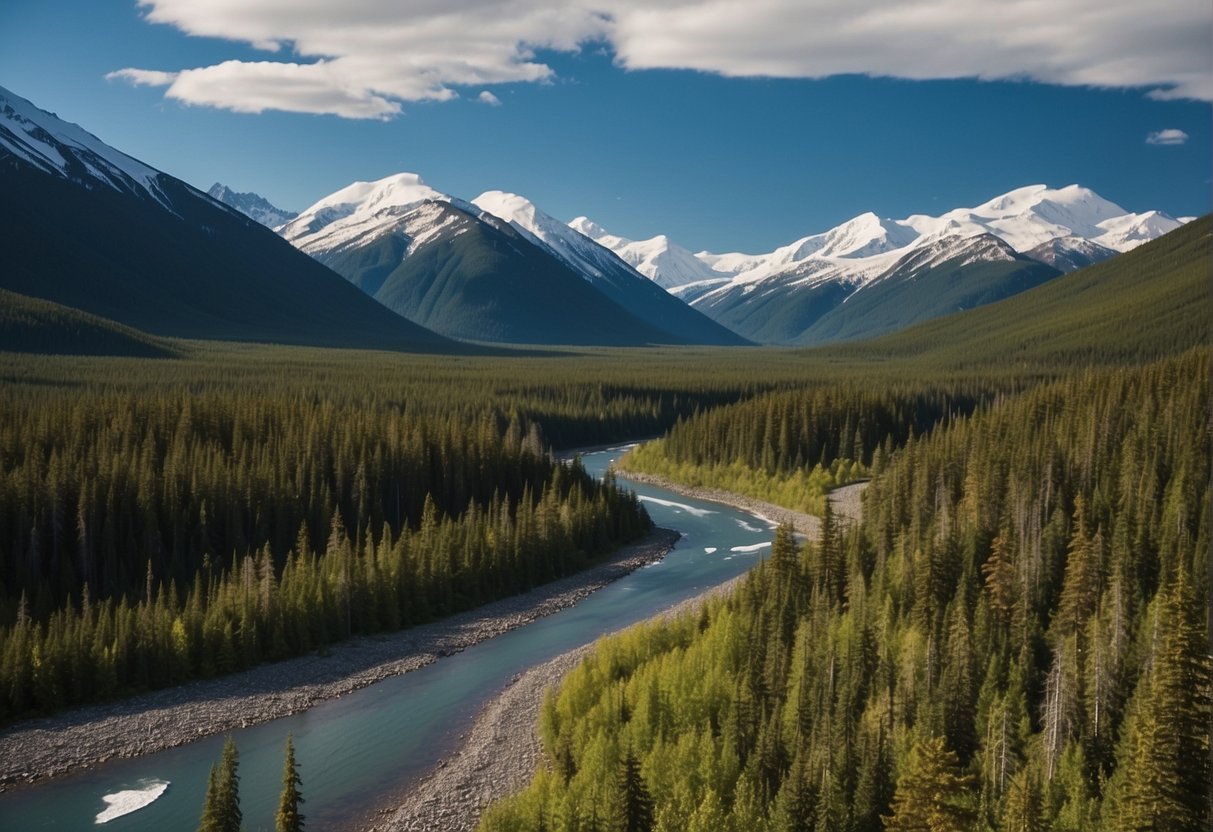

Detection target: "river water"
[0, 445, 777, 830]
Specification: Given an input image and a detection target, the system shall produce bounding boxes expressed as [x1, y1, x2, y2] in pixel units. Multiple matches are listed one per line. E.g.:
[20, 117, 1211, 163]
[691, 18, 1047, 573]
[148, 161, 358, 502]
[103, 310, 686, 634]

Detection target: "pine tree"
[197, 735, 241, 832]
[882, 735, 976, 832]
[1115, 568, 1211, 831]
[276, 734, 304, 832]
[610, 752, 654, 832]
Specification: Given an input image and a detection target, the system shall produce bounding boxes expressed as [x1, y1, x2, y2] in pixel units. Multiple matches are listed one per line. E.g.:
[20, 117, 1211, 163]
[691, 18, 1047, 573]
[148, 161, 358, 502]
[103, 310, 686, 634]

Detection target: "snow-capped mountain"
[578, 183, 1187, 344]
[0, 84, 451, 352]
[280, 174, 746, 345]
[473, 192, 747, 345]
[207, 183, 297, 228]
[568, 219, 726, 290]
[1023, 236, 1118, 273]
[278, 172, 472, 256]
[0, 84, 182, 212]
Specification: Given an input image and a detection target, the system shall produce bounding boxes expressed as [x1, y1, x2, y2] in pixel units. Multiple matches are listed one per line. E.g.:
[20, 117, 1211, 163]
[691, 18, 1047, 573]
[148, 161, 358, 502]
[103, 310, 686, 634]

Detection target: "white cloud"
[106, 68, 179, 87]
[110, 0, 1213, 119]
[478, 90, 503, 107]
[1145, 128, 1190, 146]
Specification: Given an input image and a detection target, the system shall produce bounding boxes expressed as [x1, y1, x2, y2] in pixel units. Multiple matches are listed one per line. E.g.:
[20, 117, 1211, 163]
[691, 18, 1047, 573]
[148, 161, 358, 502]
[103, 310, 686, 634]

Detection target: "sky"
[1, 0, 1209, 253]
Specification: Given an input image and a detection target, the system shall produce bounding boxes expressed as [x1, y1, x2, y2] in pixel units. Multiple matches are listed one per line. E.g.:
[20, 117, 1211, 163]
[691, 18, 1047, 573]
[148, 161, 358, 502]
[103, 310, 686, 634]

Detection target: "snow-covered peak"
[208, 183, 297, 228]
[279, 172, 476, 255]
[905, 184, 1134, 252]
[567, 222, 724, 290]
[0, 84, 176, 209]
[305, 172, 444, 218]
[473, 190, 541, 228]
[1092, 210, 1184, 252]
[568, 216, 612, 241]
[567, 184, 1186, 299]
[807, 211, 920, 259]
[474, 190, 643, 284]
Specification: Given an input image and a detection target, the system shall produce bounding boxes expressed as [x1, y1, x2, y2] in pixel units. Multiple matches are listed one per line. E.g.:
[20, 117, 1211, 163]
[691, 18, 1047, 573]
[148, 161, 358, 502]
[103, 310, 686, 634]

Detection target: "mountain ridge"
[281, 173, 748, 346]
[0, 85, 456, 353]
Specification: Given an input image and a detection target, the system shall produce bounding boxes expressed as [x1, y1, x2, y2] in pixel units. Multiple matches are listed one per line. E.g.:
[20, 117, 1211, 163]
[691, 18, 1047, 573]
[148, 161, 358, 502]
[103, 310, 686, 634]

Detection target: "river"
[0, 445, 780, 830]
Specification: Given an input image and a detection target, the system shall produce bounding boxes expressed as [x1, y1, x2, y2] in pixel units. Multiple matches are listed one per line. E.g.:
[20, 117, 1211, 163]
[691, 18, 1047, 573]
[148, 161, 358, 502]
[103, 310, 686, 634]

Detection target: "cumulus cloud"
[1145, 128, 1190, 145]
[478, 90, 503, 107]
[110, 0, 1213, 118]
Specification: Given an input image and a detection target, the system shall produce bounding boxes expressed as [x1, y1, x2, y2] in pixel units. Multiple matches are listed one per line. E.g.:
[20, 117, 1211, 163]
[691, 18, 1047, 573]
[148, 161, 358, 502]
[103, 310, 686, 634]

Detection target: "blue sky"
[1, 0, 1209, 252]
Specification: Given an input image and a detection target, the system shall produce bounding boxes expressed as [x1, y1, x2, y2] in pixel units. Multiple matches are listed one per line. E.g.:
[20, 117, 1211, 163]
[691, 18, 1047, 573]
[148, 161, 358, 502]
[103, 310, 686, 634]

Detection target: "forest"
[0, 219, 1208, 829]
[0, 343, 925, 719]
[480, 348, 1210, 831]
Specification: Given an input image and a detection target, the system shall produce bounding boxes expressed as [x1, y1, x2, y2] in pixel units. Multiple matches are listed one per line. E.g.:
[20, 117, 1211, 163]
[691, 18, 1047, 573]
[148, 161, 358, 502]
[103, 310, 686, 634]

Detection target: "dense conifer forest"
[480, 348, 1210, 831]
[0, 344, 894, 720]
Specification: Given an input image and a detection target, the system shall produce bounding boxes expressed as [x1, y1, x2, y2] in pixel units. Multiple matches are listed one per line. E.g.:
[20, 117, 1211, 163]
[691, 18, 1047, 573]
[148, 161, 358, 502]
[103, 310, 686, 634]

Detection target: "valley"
[0, 71, 1208, 832]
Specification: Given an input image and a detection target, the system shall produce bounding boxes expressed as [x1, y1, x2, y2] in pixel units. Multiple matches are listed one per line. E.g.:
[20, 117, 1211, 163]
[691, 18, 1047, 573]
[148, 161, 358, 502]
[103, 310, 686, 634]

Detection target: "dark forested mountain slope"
[0, 288, 175, 357]
[315, 200, 683, 346]
[0, 86, 453, 352]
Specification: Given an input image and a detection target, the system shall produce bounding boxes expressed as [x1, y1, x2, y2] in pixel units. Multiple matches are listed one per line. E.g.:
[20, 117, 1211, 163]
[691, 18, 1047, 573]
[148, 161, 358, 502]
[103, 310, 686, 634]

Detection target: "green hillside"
[824, 216, 1209, 368]
[0, 288, 175, 358]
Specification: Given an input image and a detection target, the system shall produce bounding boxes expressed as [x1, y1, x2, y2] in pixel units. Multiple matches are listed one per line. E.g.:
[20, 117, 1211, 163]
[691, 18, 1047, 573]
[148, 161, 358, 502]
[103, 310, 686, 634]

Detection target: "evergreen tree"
[611, 752, 654, 832]
[197, 735, 241, 832]
[276, 734, 304, 832]
[883, 735, 976, 832]
[1113, 568, 1211, 832]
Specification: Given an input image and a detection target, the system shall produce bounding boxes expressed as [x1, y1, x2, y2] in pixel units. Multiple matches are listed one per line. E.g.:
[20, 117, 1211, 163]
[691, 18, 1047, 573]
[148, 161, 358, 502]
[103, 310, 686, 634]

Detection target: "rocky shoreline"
[362, 574, 747, 832]
[616, 468, 867, 533]
[0, 528, 680, 791]
[362, 474, 870, 831]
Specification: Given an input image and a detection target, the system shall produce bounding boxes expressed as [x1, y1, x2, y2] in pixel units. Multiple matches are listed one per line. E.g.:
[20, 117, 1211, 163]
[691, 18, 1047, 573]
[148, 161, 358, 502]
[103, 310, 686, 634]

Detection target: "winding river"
[0, 445, 781, 830]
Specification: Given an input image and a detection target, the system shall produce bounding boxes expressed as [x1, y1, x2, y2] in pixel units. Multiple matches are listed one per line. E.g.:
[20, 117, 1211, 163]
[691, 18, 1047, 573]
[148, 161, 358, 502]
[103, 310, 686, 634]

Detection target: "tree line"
[480, 348, 1210, 831]
[622, 383, 987, 515]
[0, 389, 651, 719]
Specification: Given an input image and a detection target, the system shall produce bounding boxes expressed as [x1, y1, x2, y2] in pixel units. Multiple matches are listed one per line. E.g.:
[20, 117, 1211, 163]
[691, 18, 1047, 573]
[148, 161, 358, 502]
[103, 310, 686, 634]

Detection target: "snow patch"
[95, 779, 169, 824]
[730, 541, 772, 553]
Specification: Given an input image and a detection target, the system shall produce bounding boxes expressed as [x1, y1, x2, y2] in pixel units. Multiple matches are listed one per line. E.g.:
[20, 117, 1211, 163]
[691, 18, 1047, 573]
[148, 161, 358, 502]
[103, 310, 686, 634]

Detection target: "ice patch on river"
[95, 779, 169, 824]
[704, 547, 717, 554]
[735, 519, 763, 533]
[637, 495, 717, 517]
[730, 541, 772, 553]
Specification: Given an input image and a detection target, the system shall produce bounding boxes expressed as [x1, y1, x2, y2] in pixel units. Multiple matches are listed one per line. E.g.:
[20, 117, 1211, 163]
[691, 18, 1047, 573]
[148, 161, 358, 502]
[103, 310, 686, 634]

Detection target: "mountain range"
[573, 185, 1190, 344]
[0, 82, 1197, 353]
[277, 174, 746, 346]
[207, 183, 297, 228]
[0, 85, 452, 352]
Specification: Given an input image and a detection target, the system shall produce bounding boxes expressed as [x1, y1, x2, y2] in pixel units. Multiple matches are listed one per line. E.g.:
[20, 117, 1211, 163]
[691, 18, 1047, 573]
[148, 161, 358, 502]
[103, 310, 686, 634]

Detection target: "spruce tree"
[276, 734, 304, 832]
[1116, 568, 1211, 831]
[882, 735, 976, 832]
[610, 752, 654, 832]
[197, 735, 241, 832]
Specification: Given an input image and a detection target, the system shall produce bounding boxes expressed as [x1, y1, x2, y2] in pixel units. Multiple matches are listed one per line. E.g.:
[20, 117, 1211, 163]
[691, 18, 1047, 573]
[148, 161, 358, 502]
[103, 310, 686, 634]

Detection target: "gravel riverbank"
[367, 475, 870, 831]
[0, 528, 680, 791]
[617, 469, 868, 533]
[363, 574, 747, 832]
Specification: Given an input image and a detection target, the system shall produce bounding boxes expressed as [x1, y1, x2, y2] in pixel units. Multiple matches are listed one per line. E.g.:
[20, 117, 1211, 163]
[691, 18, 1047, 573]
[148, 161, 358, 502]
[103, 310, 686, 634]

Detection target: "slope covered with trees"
[0, 288, 176, 358]
[0, 385, 652, 719]
[481, 348, 1210, 831]
[622, 384, 984, 514]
